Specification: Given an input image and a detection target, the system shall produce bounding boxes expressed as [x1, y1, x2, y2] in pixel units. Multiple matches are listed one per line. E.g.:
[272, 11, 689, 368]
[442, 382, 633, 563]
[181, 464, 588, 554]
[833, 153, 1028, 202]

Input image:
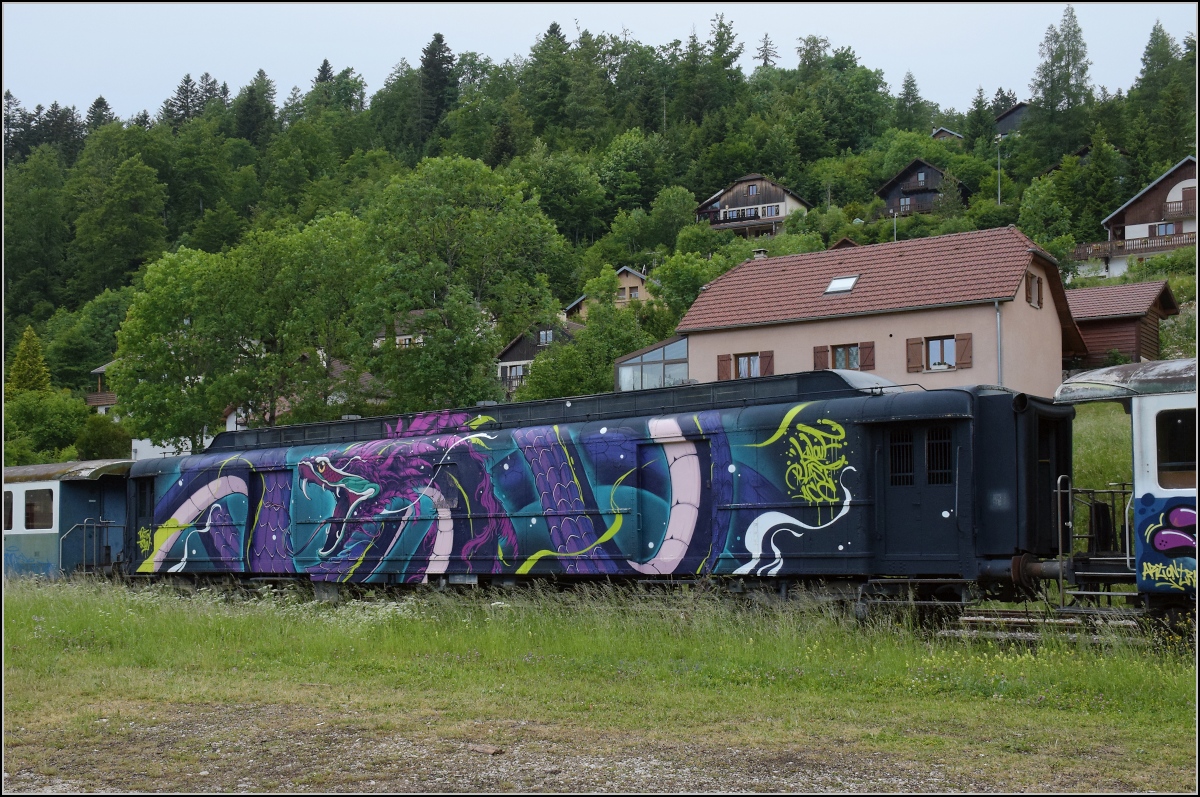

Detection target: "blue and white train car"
[1056, 359, 1196, 612]
[3, 460, 131, 578]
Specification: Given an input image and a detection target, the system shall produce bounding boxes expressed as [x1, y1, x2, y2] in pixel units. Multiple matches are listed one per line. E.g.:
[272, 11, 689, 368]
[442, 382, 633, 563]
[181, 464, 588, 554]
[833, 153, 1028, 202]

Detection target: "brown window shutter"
[717, 354, 732, 381]
[760, 350, 774, 376]
[1025, 273, 1033, 303]
[859, 341, 875, 370]
[906, 338, 924, 372]
[1037, 277, 1043, 308]
[955, 333, 973, 368]
[813, 345, 829, 370]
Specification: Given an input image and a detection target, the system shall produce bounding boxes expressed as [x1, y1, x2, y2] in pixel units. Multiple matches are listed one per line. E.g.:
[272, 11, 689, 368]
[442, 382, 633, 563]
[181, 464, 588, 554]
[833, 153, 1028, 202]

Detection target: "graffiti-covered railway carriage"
[114, 370, 1087, 604]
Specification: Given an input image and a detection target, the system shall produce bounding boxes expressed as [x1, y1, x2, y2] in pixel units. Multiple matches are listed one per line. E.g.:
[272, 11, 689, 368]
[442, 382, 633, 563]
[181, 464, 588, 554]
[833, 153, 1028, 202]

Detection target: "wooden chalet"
[1073, 156, 1197, 277]
[931, 127, 963, 141]
[497, 321, 584, 397]
[995, 101, 1028, 138]
[695, 174, 811, 238]
[874, 158, 968, 218]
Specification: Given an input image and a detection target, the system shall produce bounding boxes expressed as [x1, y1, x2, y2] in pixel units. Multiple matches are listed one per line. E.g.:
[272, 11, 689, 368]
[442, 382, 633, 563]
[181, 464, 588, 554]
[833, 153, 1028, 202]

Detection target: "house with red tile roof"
[676, 227, 1088, 398]
[1065, 281, 1179, 367]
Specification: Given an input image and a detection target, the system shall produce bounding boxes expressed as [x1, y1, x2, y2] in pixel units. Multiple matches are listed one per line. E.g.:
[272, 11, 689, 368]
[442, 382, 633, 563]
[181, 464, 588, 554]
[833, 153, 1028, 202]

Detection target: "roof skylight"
[824, 275, 859, 294]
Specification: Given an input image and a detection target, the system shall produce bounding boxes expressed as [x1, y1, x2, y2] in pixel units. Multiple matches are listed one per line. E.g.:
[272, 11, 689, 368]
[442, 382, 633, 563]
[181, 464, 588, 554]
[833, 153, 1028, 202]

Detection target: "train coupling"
[979, 553, 1075, 591]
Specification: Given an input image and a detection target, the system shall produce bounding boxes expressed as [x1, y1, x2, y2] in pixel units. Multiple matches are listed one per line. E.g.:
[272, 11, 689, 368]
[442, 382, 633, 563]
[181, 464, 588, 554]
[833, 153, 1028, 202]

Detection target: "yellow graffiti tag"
[784, 419, 848, 505]
[137, 526, 152, 554]
[1142, 560, 1197, 591]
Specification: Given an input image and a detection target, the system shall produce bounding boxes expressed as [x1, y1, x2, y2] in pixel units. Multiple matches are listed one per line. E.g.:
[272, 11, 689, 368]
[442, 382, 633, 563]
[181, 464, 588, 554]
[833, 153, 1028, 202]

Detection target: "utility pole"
[891, 209, 897, 242]
[996, 134, 1003, 206]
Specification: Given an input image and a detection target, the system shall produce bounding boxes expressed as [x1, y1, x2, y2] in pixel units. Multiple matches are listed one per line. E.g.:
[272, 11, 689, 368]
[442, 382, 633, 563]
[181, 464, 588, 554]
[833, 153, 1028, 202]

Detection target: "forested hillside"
[3, 8, 1196, 460]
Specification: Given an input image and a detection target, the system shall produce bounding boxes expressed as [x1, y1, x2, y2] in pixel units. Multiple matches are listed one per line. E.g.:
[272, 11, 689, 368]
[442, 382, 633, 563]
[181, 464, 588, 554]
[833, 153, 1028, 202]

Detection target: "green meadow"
[3, 578, 1195, 791]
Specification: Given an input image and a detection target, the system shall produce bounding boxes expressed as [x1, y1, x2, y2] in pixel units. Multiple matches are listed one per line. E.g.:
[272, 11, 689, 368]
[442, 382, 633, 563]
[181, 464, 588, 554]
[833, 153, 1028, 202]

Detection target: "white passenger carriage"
[3, 460, 132, 578]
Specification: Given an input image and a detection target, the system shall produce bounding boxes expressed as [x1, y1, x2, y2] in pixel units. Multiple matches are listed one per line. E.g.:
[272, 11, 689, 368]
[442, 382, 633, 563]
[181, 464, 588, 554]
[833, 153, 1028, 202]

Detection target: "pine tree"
[7, 326, 52, 392]
[1080, 126, 1123, 241]
[894, 71, 927, 132]
[280, 86, 305, 129]
[314, 59, 335, 85]
[989, 87, 1019, 117]
[198, 72, 222, 109]
[962, 86, 996, 151]
[129, 110, 151, 129]
[169, 73, 200, 128]
[755, 33, 779, 68]
[1026, 5, 1093, 164]
[1131, 21, 1182, 114]
[417, 33, 456, 144]
[85, 96, 116, 131]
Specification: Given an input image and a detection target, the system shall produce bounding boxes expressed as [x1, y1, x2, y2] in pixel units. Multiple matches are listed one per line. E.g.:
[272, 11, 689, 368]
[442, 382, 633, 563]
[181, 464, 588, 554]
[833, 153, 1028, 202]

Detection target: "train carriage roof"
[204, 370, 909, 454]
[1054, 359, 1197, 404]
[3, 459, 133, 484]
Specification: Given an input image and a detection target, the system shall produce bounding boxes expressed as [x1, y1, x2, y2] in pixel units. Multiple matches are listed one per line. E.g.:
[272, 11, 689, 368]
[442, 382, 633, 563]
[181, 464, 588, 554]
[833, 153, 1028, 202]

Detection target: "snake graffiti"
[131, 405, 858, 582]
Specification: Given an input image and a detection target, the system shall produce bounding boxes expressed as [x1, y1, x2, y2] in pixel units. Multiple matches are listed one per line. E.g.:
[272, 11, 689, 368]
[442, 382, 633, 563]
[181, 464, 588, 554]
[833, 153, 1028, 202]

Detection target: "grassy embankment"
[4, 577, 1195, 792]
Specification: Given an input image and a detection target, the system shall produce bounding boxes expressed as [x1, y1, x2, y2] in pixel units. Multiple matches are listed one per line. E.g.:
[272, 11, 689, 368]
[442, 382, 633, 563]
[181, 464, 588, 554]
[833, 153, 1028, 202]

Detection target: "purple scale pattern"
[514, 426, 615, 575]
[249, 472, 295, 573]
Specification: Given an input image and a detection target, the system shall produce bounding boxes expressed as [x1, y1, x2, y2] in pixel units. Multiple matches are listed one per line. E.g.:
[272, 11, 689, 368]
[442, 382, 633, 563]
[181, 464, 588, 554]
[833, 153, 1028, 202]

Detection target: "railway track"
[937, 607, 1146, 643]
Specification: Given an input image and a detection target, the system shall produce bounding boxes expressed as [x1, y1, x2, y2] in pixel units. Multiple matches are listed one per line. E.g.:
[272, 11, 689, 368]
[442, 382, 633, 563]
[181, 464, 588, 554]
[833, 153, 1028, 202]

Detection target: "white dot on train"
[648, 541, 655, 548]
[942, 510, 951, 518]
[503, 463, 509, 470]
[191, 549, 196, 555]
[600, 427, 607, 434]
[530, 518, 537, 525]
[565, 401, 572, 408]
[272, 535, 277, 541]
[838, 545, 844, 551]
[728, 464, 736, 473]
[620, 454, 624, 459]
[178, 480, 183, 486]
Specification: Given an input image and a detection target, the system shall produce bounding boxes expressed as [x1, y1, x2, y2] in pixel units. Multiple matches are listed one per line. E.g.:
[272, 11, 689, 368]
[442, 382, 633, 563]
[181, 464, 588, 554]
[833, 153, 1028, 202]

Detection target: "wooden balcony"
[874, 196, 936, 219]
[1163, 199, 1196, 220]
[899, 177, 938, 194]
[86, 391, 117, 407]
[1073, 231, 1196, 261]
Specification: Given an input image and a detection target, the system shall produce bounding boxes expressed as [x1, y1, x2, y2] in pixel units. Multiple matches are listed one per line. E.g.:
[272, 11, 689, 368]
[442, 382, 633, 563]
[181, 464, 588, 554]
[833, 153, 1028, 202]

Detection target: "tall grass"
[1073, 402, 1133, 490]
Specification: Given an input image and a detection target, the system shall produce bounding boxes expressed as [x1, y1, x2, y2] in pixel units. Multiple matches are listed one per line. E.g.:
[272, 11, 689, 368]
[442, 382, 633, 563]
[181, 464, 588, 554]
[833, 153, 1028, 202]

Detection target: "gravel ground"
[1, 702, 1124, 793]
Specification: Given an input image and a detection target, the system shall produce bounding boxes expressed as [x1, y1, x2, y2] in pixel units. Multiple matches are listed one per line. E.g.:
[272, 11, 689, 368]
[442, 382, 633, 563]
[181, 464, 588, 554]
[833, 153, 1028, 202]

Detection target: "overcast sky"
[3, 3, 1195, 120]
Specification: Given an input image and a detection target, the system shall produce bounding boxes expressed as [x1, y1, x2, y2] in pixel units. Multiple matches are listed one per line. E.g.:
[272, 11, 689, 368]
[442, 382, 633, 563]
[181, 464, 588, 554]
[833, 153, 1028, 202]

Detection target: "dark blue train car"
[120, 371, 1073, 603]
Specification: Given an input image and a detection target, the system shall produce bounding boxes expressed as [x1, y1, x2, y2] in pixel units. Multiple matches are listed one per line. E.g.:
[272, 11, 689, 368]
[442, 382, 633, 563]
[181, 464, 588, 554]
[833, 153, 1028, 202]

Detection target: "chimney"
[752, 248, 768, 260]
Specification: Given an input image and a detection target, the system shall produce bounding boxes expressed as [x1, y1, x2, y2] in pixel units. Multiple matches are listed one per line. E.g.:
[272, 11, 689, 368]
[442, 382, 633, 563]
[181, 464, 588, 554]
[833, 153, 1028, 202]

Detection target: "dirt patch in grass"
[1, 700, 1156, 793]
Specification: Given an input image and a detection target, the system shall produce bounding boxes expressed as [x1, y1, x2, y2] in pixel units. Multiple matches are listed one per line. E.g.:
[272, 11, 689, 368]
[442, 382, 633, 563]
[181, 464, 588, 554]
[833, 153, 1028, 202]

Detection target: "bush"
[75, 413, 133, 460]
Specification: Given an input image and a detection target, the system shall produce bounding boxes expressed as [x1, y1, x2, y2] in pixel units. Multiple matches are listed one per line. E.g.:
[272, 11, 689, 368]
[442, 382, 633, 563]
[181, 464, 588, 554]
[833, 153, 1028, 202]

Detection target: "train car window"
[136, 479, 155, 524]
[4, 490, 12, 530]
[927, 426, 954, 485]
[1156, 408, 1197, 490]
[890, 428, 914, 486]
[25, 489, 54, 530]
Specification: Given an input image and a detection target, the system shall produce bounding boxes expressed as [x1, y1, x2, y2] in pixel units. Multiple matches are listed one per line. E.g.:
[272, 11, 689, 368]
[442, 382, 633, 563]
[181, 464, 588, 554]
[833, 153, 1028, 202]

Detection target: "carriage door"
[247, 469, 295, 573]
[882, 424, 959, 565]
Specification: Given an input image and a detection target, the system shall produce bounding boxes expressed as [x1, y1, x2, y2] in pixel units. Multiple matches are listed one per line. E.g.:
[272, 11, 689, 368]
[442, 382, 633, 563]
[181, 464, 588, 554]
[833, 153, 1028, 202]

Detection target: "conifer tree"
[755, 33, 779, 68]
[198, 72, 222, 108]
[989, 87, 1019, 117]
[169, 73, 200, 128]
[85, 96, 116, 131]
[314, 59, 335, 85]
[417, 34, 456, 144]
[7, 326, 52, 392]
[1026, 5, 1092, 163]
[962, 86, 996, 151]
[894, 71, 927, 132]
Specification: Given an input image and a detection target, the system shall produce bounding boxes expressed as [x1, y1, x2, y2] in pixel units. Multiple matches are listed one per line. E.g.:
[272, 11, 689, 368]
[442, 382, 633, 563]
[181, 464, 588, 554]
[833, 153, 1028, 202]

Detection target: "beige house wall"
[686, 281, 1065, 398]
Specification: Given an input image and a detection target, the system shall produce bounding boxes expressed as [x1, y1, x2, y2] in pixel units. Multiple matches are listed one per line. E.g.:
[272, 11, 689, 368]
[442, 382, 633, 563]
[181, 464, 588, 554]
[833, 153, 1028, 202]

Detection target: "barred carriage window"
[890, 428, 914, 486]
[927, 426, 954, 485]
[4, 490, 12, 531]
